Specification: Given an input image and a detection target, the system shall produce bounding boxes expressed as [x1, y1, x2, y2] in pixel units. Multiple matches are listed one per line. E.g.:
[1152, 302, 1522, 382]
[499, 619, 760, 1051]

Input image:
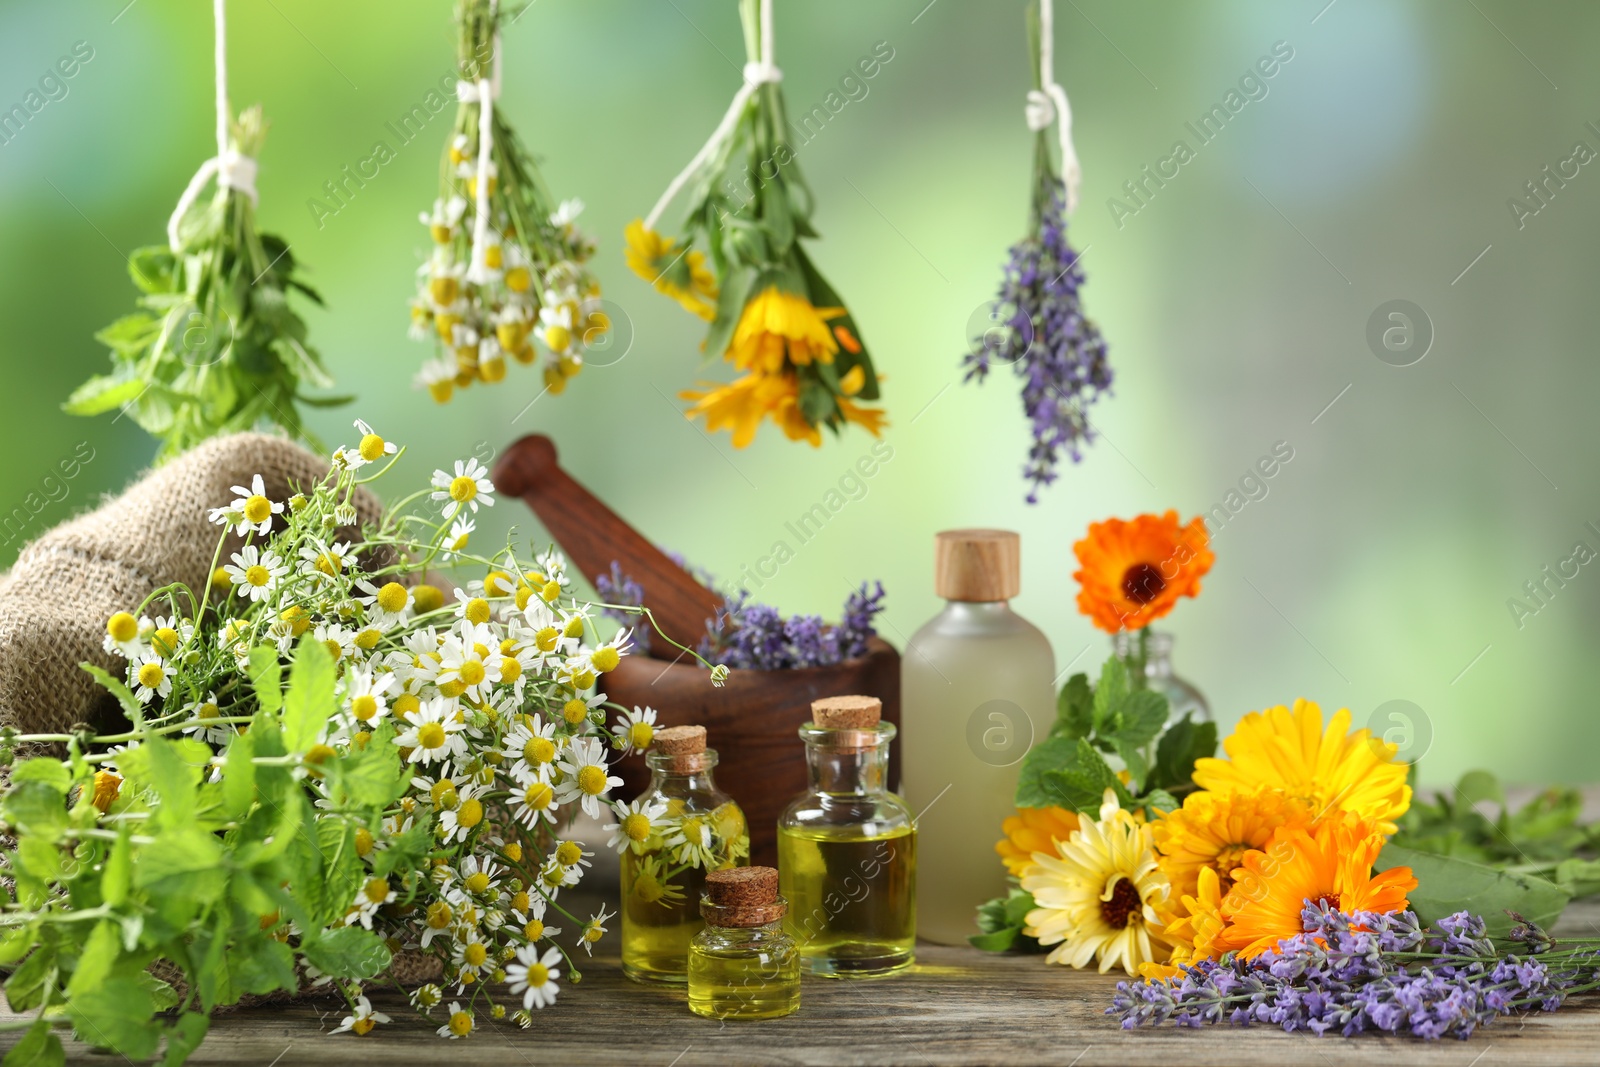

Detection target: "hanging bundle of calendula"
[65, 0, 339, 462]
[626, 0, 885, 447]
[410, 0, 606, 403]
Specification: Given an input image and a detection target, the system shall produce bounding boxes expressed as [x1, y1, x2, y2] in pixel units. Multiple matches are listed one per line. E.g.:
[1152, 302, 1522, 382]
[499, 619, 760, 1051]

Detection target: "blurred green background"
[1, 0, 1594, 786]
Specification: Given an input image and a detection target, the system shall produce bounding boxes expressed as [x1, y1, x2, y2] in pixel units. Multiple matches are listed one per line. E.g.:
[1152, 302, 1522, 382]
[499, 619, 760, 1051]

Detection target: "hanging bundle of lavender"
[961, 0, 1110, 504]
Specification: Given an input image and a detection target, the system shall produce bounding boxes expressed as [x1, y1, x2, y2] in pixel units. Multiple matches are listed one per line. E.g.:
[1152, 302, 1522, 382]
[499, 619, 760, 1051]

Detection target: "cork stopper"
[812, 695, 882, 729]
[651, 724, 709, 773]
[935, 529, 1021, 601]
[702, 866, 785, 927]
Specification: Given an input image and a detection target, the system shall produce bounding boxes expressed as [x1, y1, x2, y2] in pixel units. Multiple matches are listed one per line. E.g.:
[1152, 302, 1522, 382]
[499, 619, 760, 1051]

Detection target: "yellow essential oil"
[778, 823, 916, 977]
[777, 696, 918, 978]
[621, 725, 750, 984]
[688, 867, 800, 1020]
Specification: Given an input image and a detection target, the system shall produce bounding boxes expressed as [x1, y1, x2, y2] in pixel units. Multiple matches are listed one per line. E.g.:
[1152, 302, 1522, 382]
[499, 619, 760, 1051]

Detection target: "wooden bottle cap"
[811, 695, 882, 729]
[651, 724, 708, 773]
[934, 529, 1021, 602]
[703, 866, 785, 927]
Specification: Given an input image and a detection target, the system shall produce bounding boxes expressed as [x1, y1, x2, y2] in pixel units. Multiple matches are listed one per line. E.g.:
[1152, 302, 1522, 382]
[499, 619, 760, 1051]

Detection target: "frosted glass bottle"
[901, 529, 1055, 946]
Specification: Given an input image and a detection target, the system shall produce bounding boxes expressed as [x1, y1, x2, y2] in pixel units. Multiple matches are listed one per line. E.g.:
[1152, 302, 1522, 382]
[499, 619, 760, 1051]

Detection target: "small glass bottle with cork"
[620, 724, 750, 984]
[687, 866, 800, 1020]
[778, 695, 917, 977]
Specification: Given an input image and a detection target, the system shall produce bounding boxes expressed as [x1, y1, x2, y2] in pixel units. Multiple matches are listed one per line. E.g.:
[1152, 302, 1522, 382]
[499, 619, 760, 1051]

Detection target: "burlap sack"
[0, 432, 382, 737]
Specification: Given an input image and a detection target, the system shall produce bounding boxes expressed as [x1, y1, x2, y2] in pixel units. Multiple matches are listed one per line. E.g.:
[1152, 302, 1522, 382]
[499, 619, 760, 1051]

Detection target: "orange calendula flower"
[624, 219, 718, 320]
[1215, 812, 1416, 960]
[1073, 511, 1214, 633]
[1151, 786, 1313, 903]
[1148, 862, 1229, 975]
[995, 805, 1082, 878]
[728, 286, 843, 373]
[1191, 699, 1412, 833]
[680, 371, 810, 449]
[835, 395, 888, 438]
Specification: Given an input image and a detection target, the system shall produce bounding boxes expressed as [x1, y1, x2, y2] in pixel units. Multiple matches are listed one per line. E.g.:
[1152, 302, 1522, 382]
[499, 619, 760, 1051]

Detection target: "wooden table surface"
[5, 897, 1597, 1066]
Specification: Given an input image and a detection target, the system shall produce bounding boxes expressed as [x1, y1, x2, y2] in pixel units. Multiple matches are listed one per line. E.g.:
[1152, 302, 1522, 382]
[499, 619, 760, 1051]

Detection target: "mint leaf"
[1115, 690, 1168, 747]
[1153, 715, 1217, 792]
[1014, 735, 1080, 808]
[282, 638, 335, 752]
[3, 1019, 63, 1067]
[302, 926, 391, 980]
[1054, 673, 1093, 739]
[162, 1013, 209, 1067]
[1092, 654, 1128, 735]
[67, 974, 159, 1059]
[248, 645, 283, 716]
[1376, 843, 1569, 937]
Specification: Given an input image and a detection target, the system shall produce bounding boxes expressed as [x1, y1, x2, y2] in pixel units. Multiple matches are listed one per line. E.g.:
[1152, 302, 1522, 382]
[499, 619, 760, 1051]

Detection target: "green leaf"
[62, 375, 147, 417]
[1376, 844, 1569, 937]
[1054, 673, 1093, 739]
[326, 726, 403, 808]
[3, 1019, 63, 1067]
[94, 313, 160, 354]
[248, 645, 283, 716]
[1092, 654, 1129, 734]
[229, 938, 297, 996]
[9, 758, 71, 792]
[702, 266, 755, 363]
[127, 246, 177, 293]
[1111, 737, 1148, 789]
[1141, 788, 1180, 816]
[1152, 715, 1217, 792]
[1554, 857, 1600, 899]
[301, 926, 392, 980]
[221, 729, 257, 818]
[282, 637, 335, 752]
[133, 828, 224, 899]
[1114, 690, 1169, 747]
[1045, 742, 1132, 815]
[77, 663, 145, 727]
[3, 781, 68, 842]
[969, 888, 1038, 952]
[162, 1013, 210, 1067]
[67, 920, 121, 997]
[67, 974, 159, 1058]
[1454, 769, 1504, 807]
[5, 943, 54, 1012]
[1013, 735, 1079, 808]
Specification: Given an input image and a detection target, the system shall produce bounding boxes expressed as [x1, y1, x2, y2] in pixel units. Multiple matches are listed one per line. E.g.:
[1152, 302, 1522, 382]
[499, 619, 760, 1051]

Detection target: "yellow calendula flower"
[1150, 786, 1312, 904]
[624, 219, 718, 320]
[996, 805, 1081, 879]
[1021, 790, 1170, 976]
[727, 286, 843, 374]
[1191, 699, 1412, 833]
[679, 371, 797, 449]
[835, 394, 888, 438]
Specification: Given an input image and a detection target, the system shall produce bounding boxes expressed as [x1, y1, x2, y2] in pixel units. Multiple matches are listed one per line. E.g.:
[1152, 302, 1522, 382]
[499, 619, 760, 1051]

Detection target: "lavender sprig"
[1111, 904, 1600, 1041]
[962, 152, 1111, 503]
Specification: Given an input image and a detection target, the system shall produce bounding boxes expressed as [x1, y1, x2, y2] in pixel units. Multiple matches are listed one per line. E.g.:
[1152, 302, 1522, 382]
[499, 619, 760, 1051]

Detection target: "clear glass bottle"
[778, 696, 916, 978]
[902, 530, 1055, 945]
[621, 725, 749, 984]
[687, 866, 800, 1020]
[1112, 629, 1210, 723]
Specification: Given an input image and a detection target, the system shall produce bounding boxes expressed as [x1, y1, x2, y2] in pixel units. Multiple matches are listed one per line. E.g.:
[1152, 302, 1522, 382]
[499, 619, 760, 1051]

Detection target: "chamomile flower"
[102, 611, 143, 658]
[586, 628, 632, 675]
[346, 876, 396, 929]
[411, 983, 443, 1012]
[297, 539, 352, 586]
[504, 715, 561, 784]
[215, 474, 283, 536]
[416, 357, 457, 404]
[441, 517, 475, 561]
[579, 905, 614, 956]
[457, 854, 502, 898]
[224, 545, 288, 603]
[664, 812, 717, 870]
[554, 737, 622, 819]
[604, 796, 669, 855]
[506, 945, 562, 1010]
[510, 777, 559, 830]
[348, 419, 398, 468]
[394, 696, 468, 766]
[420, 196, 467, 242]
[450, 929, 493, 987]
[610, 705, 658, 754]
[553, 840, 592, 877]
[180, 693, 234, 746]
[436, 625, 503, 703]
[127, 649, 172, 704]
[431, 458, 496, 520]
[343, 667, 395, 730]
[331, 995, 391, 1036]
[438, 783, 486, 844]
[537, 856, 582, 894]
[419, 899, 456, 949]
[311, 622, 356, 664]
[453, 588, 494, 627]
[555, 689, 606, 729]
[356, 578, 412, 630]
[146, 615, 193, 660]
[436, 1001, 474, 1039]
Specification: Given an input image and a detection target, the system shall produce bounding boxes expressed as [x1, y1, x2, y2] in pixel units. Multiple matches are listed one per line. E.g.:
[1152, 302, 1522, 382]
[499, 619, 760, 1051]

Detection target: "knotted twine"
[1023, 0, 1082, 215]
[166, 0, 258, 251]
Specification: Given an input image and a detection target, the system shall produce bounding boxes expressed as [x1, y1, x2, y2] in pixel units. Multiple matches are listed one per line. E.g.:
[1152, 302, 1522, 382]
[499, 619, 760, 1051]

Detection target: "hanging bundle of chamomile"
[66, 0, 338, 462]
[626, 0, 885, 448]
[960, 0, 1110, 503]
[410, 0, 606, 402]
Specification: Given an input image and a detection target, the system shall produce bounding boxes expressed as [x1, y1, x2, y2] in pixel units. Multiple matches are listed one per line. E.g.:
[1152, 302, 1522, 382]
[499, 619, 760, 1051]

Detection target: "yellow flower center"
[555, 841, 582, 867]
[363, 878, 390, 904]
[393, 693, 420, 719]
[563, 616, 585, 639]
[526, 962, 550, 987]
[354, 629, 381, 650]
[323, 639, 343, 662]
[198, 702, 219, 720]
[448, 1011, 472, 1037]
[374, 582, 408, 614]
[458, 660, 485, 686]
[210, 567, 230, 590]
[545, 325, 572, 352]
[427, 901, 453, 929]
[305, 744, 337, 766]
[572, 669, 596, 691]
[505, 266, 532, 292]
[523, 737, 555, 764]
[359, 433, 387, 461]
[243, 495, 273, 524]
[500, 658, 523, 683]
[352, 1017, 375, 1036]
[459, 871, 489, 896]
[413, 584, 444, 614]
[562, 699, 589, 726]
[623, 812, 652, 842]
[418, 722, 447, 750]
[355, 827, 374, 856]
[315, 552, 341, 577]
[535, 626, 559, 652]
[590, 646, 620, 673]
[464, 942, 487, 967]
[281, 605, 310, 635]
[583, 925, 603, 944]
[504, 842, 523, 862]
[137, 662, 164, 689]
[351, 695, 378, 722]
[484, 570, 513, 596]
[524, 919, 544, 940]
[576, 765, 608, 796]
[449, 475, 478, 503]
[628, 722, 654, 750]
[524, 782, 554, 810]
[456, 798, 484, 829]
[150, 627, 180, 657]
[464, 597, 491, 625]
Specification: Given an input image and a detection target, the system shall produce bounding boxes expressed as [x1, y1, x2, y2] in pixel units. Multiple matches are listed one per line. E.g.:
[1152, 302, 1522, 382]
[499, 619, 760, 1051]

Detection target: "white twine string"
[644, 0, 781, 232]
[1024, 0, 1080, 215]
[462, 20, 501, 285]
[167, 0, 258, 251]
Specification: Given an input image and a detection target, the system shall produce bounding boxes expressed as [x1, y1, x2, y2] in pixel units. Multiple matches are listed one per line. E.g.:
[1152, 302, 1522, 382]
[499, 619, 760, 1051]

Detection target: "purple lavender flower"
[595, 560, 644, 627]
[962, 177, 1111, 503]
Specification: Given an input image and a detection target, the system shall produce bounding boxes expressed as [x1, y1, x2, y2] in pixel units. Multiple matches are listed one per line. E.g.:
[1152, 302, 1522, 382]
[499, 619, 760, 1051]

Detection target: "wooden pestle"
[490, 435, 722, 657]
